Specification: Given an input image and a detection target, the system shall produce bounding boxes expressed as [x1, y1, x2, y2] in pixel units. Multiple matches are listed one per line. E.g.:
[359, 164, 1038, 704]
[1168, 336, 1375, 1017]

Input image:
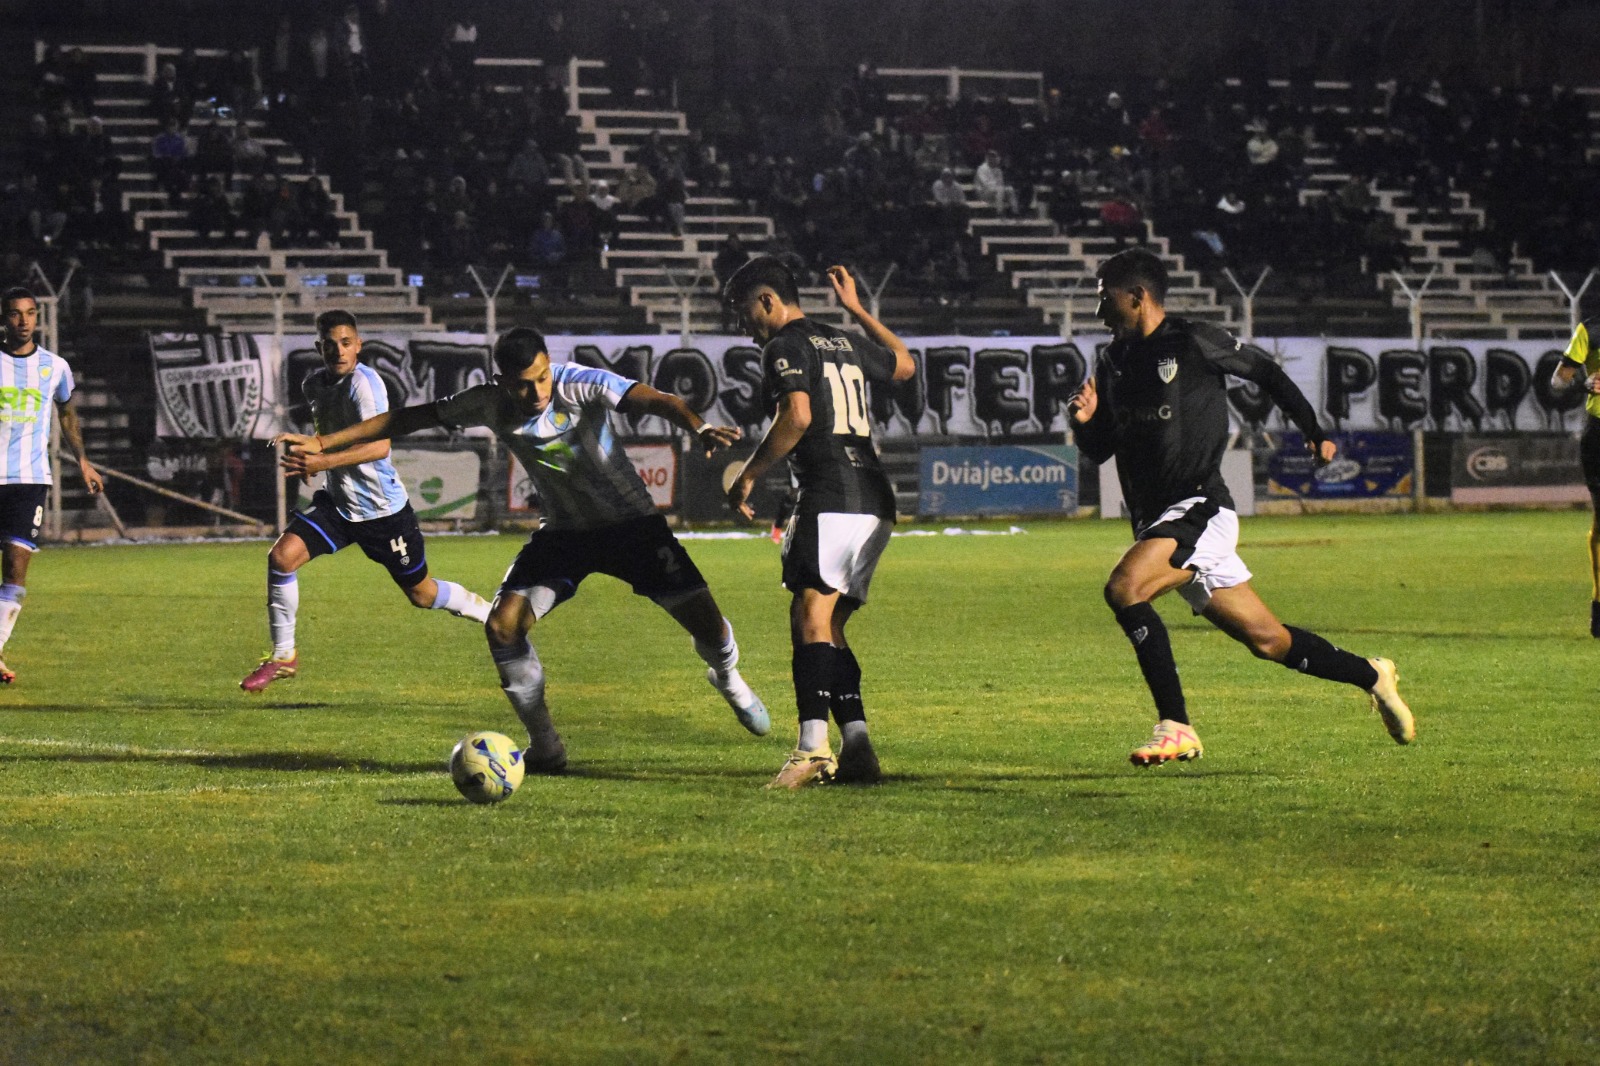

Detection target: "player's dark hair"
[1, 286, 36, 311]
[1097, 248, 1168, 304]
[315, 308, 359, 335]
[493, 327, 549, 375]
[723, 255, 800, 310]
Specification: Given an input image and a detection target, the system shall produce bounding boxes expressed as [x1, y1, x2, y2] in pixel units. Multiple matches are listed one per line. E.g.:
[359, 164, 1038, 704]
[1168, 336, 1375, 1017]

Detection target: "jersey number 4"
[820, 363, 871, 436]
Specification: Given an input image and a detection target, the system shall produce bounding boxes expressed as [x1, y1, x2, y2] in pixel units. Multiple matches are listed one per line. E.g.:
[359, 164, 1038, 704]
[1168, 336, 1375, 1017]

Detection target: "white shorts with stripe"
[781, 511, 894, 604]
[1138, 495, 1252, 613]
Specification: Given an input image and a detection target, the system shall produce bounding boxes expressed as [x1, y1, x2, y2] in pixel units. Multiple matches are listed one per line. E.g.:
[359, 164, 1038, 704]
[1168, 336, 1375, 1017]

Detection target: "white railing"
[34, 40, 256, 87]
[875, 66, 1043, 106]
[473, 55, 607, 115]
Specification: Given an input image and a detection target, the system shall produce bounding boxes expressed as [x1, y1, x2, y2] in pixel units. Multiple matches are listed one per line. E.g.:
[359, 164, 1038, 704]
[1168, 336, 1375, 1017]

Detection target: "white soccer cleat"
[707, 667, 771, 736]
[1367, 657, 1415, 744]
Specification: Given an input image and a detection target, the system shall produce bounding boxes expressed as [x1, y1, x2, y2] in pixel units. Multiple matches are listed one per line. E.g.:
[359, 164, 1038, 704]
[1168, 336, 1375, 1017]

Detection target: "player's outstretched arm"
[274, 403, 443, 456]
[616, 383, 741, 455]
[1209, 338, 1334, 463]
[728, 392, 811, 521]
[56, 398, 104, 494]
[828, 265, 916, 382]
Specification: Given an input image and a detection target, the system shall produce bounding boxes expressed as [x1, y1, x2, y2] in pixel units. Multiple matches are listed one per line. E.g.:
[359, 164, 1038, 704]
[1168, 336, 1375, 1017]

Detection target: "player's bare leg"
[0, 540, 35, 684]
[486, 590, 565, 773]
[241, 533, 309, 692]
[1103, 538, 1202, 765]
[661, 587, 770, 736]
[1203, 582, 1413, 744]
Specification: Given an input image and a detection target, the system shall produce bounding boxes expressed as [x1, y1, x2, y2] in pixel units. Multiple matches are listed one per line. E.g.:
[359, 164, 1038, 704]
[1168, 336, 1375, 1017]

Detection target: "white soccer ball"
[449, 731, 526, 805]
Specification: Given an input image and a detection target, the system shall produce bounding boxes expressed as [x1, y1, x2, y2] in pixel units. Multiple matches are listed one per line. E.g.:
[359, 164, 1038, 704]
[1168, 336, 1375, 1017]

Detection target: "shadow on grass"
[379, 798, 460, 807]
[4, 750, 436, 774]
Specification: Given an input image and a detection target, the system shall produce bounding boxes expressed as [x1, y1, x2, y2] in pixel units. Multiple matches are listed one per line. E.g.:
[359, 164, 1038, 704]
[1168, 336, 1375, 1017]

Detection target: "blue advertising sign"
[918, 445, 1079, 517]
[1266, 431, 1413, 498]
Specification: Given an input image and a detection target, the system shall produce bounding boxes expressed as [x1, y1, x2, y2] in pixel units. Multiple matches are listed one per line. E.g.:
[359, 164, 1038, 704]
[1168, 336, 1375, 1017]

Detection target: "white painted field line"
[0, 735, 228, 759]
[19, 774, 435, 801]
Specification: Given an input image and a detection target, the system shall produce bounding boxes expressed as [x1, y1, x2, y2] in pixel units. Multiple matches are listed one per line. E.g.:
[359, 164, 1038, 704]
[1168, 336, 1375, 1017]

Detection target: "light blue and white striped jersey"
[303, 362, 409, 522]
[0, 345, 74, 486]
[434, 363, 651, 531]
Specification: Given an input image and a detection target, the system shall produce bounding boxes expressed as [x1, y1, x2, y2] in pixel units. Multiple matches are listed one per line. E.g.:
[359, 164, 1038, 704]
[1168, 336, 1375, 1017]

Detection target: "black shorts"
[1583, 416, 1600, 509]
[288, 490, 429, 589]
[499, 514, 706, 615]
[0, 484, 50, 551]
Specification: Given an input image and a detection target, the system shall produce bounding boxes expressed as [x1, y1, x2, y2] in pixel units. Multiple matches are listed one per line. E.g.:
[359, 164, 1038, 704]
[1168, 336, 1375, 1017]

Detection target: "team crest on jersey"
[1157, 357, 1178, 384]
[550, 410, 571, 431]
[39, 367, 50, 379]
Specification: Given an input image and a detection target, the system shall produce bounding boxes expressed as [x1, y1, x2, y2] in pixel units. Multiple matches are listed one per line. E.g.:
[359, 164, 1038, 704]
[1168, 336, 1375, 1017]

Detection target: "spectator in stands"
[974, 150, 1020, 216]
[657, 153, 689, 236]
[151, 118, 192, 201]
[75, 116, 119, 183]
[191, 174, 240, 244]
[591, 179, 620, 249]
[1100, 190, 1145, 246]
[713, 232, 750, 290]
[439, 209, 480, 276]
[528, 210, 566, 283]
[5, 175, 67, 250]
[507, 138, 550, 191]
[192, 120, 234, 182]
[336, 5, 367, 92]
[617, 162, 657, 217]
[1047, 170, 1090, 234]
[65, 175, 127, 250]
[232, 124, 270, 177]
[295, 177, 339, 247]
[148, 62, 189, 124]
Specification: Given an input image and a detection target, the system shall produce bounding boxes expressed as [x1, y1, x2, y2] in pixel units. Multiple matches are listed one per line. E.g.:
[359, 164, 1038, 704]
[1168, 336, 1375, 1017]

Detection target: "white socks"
[431, 579, 490, 623]
[267, 568, 298, 659]
[0, 584, 25, 652]
[694, 618, 739, 674]
[799, 718, 830, 752]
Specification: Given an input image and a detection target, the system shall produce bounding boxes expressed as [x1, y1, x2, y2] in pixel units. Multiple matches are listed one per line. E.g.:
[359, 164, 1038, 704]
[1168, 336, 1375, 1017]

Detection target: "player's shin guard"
[1280, 625, 1380, 689]
[267, 568, 298, 658]
[693, 617, 739, 674]
[0, 583, 25, 651]
[431, 579, 491, 623]
[792, 642, 837, 751]
[490, 637, 556, 746]
[1113, 602, 1188, 725]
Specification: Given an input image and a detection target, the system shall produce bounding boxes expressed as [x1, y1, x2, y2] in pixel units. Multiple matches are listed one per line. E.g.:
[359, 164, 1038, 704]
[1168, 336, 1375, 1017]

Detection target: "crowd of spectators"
[9, 1, 1600, 311]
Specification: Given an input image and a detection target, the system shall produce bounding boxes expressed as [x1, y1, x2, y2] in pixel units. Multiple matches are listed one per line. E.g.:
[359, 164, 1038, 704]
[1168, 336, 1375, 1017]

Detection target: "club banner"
[1266, 431, 1414, 499]
[918, 445, 1079, 516]
[151, 332, 1587, 440]
[1450, 435, 1588, 504]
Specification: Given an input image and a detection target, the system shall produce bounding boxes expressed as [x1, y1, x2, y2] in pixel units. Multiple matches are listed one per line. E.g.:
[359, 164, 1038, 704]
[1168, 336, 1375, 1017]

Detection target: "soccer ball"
[449, 731, 525, 805]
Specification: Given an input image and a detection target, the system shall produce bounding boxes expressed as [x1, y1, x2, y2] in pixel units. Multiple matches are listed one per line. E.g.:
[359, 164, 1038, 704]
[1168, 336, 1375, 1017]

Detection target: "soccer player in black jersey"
[1551, 318, 1600, 636]
[1069, 249, 1415, 765]
[724, 258, 916, 788]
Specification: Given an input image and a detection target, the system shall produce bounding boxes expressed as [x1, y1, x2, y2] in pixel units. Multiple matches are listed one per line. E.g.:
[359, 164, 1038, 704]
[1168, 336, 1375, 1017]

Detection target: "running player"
[240, 309, 491, 692]
[1069, 249, 1414, 765]
[1551, 318, 1600, 636]
[0, 286, 104, 683]
[276, 327, 769, 770]
[724, 259, 916, 788]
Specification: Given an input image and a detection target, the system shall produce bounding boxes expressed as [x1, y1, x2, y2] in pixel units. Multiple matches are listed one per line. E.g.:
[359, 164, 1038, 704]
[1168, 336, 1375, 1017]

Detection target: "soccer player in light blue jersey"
[277, 327, 770, 771]
[241, 309, 491, 692]
[0, 286, 104, 684]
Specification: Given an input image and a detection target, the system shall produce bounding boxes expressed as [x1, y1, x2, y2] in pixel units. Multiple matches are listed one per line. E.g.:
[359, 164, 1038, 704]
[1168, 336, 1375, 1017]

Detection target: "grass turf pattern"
[1, 512, 1597, 1063]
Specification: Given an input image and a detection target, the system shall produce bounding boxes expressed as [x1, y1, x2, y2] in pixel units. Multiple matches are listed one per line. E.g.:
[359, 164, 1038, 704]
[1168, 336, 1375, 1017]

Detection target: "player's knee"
[267, 544, 295, 572]
[404, 584, 432, 609]
[1103, 577, 1139, 611]
[484, 605, 525, 648]
[1247, 627, 1290, 661]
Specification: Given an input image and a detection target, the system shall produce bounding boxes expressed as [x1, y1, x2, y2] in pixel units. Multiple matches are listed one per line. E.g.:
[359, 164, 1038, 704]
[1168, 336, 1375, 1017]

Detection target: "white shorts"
[1139, 496, 1252, 613]
[781, 511, 894, 604]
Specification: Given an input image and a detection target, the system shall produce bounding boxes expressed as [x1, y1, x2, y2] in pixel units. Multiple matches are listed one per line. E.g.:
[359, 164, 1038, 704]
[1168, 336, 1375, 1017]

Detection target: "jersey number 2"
[820, 363, 870, 436]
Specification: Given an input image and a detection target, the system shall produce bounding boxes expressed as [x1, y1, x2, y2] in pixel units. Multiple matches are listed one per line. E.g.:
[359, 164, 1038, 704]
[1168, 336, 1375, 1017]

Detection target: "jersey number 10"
[820, 363, 871, 436]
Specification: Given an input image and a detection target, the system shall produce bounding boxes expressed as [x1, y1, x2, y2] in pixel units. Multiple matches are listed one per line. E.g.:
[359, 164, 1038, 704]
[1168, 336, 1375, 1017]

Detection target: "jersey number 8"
[820, 363, 871, 436]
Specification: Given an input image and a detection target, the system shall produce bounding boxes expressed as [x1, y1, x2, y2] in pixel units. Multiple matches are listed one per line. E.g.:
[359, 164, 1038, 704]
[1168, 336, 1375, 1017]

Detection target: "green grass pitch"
[2, 511, 1598, 1064]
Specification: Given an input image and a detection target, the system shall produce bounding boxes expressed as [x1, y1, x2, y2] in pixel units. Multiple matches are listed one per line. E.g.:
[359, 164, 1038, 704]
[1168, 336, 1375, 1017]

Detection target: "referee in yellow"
[1553, 317, 1600, 637]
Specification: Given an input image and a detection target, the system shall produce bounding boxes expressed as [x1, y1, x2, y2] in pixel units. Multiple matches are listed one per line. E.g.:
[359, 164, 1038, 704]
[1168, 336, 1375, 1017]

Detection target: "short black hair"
[1, 286, 36, 311]
[493, 327, 549, 376]
[315, 308, 359, 335]
[722, 255, 800, 311]
[1096, 248, 1168, 304]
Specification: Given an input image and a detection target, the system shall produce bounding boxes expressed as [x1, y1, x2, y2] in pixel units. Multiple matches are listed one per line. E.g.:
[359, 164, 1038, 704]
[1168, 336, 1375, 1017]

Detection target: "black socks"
[1113, 602, 1188, 724]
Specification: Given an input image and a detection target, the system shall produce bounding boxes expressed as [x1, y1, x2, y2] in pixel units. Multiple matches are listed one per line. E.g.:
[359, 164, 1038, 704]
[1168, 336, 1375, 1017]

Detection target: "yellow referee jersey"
[1562, 319, 1600, 419]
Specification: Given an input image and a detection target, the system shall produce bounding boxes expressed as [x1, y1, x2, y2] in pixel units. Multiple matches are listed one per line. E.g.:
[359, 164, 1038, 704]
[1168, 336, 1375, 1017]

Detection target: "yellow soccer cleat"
[1367, 658, 1415, 744]
[766, 747, 837, 790]
[1129, 719, 1204, 767]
